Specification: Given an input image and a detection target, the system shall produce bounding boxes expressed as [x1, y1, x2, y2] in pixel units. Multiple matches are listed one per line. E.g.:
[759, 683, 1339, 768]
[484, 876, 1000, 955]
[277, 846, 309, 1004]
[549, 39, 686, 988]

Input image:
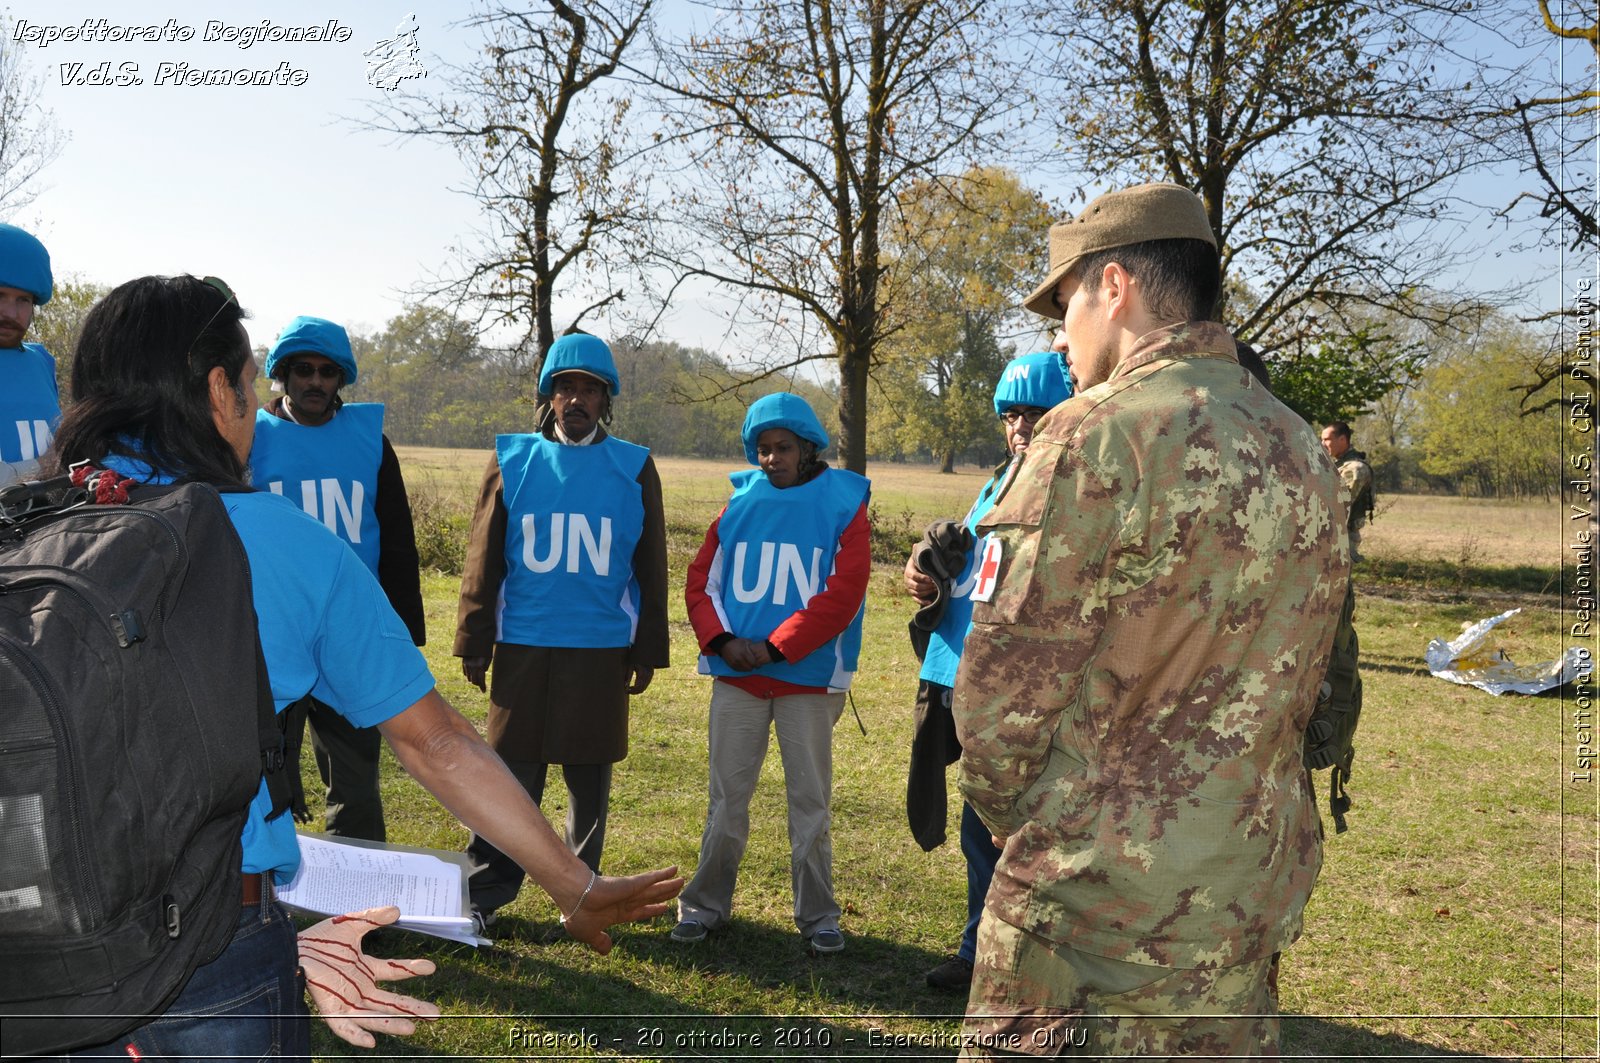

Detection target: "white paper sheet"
[278, 833, 487, 946]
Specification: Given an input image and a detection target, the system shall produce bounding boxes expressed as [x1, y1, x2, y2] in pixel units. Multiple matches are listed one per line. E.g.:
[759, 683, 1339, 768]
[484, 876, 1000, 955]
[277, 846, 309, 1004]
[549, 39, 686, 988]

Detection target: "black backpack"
[0, 474, 292, 1055]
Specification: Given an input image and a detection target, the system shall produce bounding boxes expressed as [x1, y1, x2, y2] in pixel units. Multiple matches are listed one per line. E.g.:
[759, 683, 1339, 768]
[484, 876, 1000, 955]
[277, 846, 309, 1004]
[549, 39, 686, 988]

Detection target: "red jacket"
[686, 491, 871, 699]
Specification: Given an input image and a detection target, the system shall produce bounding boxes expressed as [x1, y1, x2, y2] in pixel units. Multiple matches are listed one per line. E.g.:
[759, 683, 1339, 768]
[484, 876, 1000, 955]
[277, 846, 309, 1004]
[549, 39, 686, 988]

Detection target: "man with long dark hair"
[47, 274, 680, 1057]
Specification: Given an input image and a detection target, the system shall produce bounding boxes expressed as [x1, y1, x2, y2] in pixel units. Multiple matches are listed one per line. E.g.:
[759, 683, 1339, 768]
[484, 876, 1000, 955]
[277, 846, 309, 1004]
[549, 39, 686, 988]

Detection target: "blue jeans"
[69, 899, 309, 1061]
[959, 801, 1002, 963]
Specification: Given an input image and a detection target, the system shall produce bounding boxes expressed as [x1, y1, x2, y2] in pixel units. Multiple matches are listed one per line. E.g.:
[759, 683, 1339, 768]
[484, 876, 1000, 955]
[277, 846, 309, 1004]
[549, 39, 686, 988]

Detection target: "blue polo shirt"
[225, 491, 435, 879]
[100, 456, 434, 881]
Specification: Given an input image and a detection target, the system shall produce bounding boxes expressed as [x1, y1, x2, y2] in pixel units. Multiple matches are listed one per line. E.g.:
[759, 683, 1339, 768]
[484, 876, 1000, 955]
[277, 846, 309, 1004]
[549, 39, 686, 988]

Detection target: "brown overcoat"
[453, 425, 669, 764]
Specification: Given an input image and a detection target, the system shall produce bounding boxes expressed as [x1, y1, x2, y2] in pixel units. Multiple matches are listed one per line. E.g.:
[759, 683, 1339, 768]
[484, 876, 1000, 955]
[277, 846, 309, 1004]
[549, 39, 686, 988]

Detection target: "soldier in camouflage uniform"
[1320, 421, 1373, 561]
[1310, 421, 1371, 833]
[951, 183, 1349, 1059]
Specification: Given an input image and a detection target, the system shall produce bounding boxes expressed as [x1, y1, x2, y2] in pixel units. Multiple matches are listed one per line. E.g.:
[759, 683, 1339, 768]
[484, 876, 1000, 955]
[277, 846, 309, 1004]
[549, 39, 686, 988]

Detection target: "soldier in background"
[953, 183, 1348, 1058]
[1320, 420, 1374, 561]
[1312, 420, 1371, 833]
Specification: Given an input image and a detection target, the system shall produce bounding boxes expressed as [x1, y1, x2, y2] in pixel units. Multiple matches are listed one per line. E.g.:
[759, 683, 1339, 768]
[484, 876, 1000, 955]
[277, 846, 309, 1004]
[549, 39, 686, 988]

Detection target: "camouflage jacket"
[952, 321, 1349, 969]
[1336, 450, 1374, 534]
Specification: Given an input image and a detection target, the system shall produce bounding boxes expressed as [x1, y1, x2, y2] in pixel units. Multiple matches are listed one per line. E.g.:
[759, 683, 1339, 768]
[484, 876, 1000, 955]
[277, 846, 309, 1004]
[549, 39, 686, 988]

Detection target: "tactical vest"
[1338, 449, 1374, 533]
[918, 466, 1008, 687]
[495, 432, 648, 648]
[1305, 581, 1362, 833]
[700, 467, 870, 691]
[249, 404, 384, 574]
[0, 344, 60, 466]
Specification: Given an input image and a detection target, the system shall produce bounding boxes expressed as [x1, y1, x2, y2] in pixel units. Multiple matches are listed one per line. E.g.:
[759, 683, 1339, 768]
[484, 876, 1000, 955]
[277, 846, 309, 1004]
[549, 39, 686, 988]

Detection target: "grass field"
[296, 451, 1595, 1061]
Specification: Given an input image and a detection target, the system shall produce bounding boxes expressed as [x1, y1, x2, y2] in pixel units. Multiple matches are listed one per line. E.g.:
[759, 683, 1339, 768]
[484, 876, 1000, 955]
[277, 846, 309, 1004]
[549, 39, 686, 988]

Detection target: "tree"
[1488, 2, 1597, 429]
[652, 0, 1024, 472]
[1416, 313, 1568, 498]
[1265, 316, 1428, 426]
[30, 278, 109, 403]
[876, 167, 1056, 471]
[1498, 0, 1598, 252]
[349, 306, 494, 444]
[1047, 0, 1501, 395]
[0, 17, 64, 218]
[367, 1, 653, 382]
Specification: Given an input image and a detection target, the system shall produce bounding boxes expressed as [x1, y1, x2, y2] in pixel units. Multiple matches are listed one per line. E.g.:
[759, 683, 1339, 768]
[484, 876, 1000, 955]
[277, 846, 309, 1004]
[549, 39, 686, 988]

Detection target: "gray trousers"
[466, 760, 612, 914]
[678, 682, 844, 936]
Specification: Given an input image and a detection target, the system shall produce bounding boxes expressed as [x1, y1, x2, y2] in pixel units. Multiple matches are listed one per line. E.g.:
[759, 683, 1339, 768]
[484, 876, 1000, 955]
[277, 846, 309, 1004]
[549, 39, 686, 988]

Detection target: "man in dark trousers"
[249, 315, 426, 841]
[455, 331, 670, 931]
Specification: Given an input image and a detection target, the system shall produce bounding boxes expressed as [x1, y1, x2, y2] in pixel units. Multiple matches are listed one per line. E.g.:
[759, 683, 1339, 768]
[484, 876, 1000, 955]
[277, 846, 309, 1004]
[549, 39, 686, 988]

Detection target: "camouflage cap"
[1022, 183, 1216, 320]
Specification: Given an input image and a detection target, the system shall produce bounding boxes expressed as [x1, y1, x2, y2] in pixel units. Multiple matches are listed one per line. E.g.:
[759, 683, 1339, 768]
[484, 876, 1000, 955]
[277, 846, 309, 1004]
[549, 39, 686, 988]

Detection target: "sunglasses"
[187, 276, 239, 358]
[288, 362, 342, 381]
[1000, 407, 1049, 426]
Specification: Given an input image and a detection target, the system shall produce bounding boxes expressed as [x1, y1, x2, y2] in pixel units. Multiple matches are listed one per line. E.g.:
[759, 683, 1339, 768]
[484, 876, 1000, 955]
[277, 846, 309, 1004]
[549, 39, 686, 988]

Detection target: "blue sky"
[10, 3, 490, 346]
[7, 2, 1592, 362]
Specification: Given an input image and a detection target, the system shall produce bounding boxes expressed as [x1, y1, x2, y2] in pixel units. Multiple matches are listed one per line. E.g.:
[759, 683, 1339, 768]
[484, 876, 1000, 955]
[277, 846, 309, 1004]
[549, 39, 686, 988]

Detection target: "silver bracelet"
[559, 870, 598, 926]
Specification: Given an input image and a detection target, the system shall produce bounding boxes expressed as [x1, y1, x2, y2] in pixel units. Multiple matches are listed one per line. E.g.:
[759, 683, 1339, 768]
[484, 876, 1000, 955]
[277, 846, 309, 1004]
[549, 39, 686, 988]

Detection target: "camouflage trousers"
[959, 919, 1280, 1060]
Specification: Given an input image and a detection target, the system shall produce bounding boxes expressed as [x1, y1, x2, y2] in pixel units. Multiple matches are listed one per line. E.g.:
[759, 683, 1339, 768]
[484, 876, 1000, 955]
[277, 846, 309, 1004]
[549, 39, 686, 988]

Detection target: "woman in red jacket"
[672, 393, 870, 955]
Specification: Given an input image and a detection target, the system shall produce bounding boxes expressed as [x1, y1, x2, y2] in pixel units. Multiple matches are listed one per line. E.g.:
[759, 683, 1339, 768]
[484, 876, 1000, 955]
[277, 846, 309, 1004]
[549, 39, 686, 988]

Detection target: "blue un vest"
[700, 467, 871, 691]
[918, 463, 1010, 688]
[0, 343, 59, 465]
[248, 403, 385, 574]
[496, 433, 649, 649]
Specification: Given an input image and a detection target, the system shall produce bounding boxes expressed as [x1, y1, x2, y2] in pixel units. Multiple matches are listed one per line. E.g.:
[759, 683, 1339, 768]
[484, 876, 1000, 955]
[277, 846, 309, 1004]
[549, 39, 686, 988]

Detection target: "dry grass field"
[359, 446, 1593, 1061]
[1362, 492, 1568, 570]
[397, 445, 1571, 573]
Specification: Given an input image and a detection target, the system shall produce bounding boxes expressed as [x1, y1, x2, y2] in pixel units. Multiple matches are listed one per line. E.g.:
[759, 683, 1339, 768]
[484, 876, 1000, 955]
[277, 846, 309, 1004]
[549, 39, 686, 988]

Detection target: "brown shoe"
[924, 955, 973, 991]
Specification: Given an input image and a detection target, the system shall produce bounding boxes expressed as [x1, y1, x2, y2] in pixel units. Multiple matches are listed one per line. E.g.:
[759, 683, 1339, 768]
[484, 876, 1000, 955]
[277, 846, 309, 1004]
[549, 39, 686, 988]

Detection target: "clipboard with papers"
[277, 832, 490, 946]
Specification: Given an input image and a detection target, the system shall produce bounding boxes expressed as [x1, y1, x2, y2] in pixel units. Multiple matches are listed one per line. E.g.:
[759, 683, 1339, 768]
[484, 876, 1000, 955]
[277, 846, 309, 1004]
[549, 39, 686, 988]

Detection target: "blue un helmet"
[992, 350, 1072, 415]
[741, 392, 829, 465]
[0, 223, 53, 306]
[265, 316, 359, 385]
[538, 333, 621, 396]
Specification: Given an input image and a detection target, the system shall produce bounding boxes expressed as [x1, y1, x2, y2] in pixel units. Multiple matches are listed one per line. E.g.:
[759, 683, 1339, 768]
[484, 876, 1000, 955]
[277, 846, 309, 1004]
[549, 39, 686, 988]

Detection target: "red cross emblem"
[971, 536, 1003, 603]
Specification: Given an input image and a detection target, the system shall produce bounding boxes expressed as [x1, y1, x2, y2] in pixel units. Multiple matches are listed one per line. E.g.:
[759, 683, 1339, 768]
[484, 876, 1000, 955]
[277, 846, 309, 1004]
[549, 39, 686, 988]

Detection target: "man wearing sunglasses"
[31, 274, 680, 1057]
[249, 315, 426, 842]
[952, 184, 1347, 1058]
[0, 224, 59, 489]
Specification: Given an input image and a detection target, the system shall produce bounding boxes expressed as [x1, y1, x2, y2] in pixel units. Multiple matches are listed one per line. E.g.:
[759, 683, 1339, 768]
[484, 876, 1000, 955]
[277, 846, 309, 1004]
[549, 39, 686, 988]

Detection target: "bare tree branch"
[644, 0, 1029, 471]
[0, 17, 65, 218]
[359, 1, 654, 383]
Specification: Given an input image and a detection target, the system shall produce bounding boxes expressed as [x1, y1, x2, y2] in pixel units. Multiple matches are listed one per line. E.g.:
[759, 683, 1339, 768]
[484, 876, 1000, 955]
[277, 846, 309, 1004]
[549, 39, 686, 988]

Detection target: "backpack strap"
[204, 481, 301, 824]
[255, 636, 300, 823]
[275, 695, 313, 824]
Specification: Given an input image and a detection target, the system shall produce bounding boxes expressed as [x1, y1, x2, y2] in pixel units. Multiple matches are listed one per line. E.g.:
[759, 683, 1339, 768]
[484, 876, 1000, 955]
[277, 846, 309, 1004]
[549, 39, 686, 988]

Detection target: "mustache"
[0, 317, 24, 331]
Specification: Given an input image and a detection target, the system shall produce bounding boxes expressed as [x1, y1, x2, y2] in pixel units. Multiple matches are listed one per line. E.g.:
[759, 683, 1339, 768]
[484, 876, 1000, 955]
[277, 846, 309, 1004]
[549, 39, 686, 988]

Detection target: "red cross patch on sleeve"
[970, 535, 1003, 603]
